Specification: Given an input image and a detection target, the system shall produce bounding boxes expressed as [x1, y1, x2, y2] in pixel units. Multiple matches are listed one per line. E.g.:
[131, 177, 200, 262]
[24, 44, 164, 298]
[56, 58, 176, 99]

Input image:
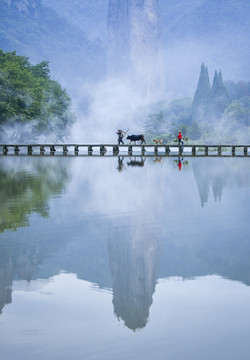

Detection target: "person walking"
[116, 130, 125, 145]
[178, 130, 184, 146]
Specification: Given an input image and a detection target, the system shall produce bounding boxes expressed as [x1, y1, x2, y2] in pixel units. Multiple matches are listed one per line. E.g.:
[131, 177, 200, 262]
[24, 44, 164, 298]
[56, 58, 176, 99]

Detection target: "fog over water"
[0, 155, 250, 359]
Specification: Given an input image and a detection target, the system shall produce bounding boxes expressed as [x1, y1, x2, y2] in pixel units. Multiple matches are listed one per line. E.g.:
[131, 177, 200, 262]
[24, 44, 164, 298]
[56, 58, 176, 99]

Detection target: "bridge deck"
[0, 144, 249, 156]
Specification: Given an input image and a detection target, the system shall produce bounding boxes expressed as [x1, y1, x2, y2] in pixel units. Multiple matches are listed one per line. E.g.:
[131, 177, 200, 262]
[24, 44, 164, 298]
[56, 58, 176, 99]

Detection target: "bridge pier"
[113, 145, 119, 155]
[165, 146, 170, 156]
[88, 145, 93, 155]
[205, 146, 208, 156]
[27, 145, 33, 154]
[14, 146, 20, 155]
[100, 145, 107, 155]
[63, 145, 68, 156]
[192, 146, 196, 156]
[218, 146, 222, 156]
[50, 145, 56, 153]
[244, 146, 248, 156]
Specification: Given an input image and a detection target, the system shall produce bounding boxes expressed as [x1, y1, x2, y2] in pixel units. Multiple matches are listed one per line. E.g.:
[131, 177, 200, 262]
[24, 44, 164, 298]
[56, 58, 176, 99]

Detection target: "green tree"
[223, 96, 250, 127]
[166, 97, 192, 125]
[0, 49, 75, 141]
[144, 111, 166, 135]
[224, 80, 250, 100]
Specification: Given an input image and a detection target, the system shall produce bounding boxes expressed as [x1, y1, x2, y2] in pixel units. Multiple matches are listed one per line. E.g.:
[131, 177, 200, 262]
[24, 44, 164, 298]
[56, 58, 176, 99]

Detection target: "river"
[0, 154, 250, 360]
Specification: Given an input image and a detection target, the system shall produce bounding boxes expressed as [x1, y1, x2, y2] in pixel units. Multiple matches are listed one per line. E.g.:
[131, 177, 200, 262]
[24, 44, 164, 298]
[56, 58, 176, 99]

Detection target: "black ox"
[126, 134, 146, 144]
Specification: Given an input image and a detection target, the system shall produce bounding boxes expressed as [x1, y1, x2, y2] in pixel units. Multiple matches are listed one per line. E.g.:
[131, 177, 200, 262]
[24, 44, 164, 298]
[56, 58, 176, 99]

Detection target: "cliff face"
[107, 0, 164, 101]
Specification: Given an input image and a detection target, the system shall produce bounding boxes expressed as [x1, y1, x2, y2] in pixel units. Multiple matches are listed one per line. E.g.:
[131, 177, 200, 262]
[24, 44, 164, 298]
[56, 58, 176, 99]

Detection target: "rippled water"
[0, 154, 250, 360]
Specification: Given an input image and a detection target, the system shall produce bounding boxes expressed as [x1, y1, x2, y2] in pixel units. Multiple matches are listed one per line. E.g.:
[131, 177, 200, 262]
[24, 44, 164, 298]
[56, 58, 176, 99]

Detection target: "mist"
[1, 0, 250, 144]
[71, 75, 164, 143]
[68, 0, 250, 145]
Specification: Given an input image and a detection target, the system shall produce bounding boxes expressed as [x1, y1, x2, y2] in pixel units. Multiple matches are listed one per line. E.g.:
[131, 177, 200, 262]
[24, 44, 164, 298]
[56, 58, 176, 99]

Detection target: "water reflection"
[127, 156, 146, 167]
[108, 219, 160, 330]
[0, 156, 250, 334]
[153, 156, 163, 163]
[0, 157, 71, 232]
[0, 156, 71, 313]
[192, 157, 250, 206]
[117, 156, 146, 172]
[173, 156, 189, 171]
[117, 156, 124, 172]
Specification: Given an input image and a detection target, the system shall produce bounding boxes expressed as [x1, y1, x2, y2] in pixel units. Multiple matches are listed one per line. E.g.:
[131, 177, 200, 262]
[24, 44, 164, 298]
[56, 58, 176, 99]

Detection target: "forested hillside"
[0, 0, 106, 92]
[42, 0, 108, 45]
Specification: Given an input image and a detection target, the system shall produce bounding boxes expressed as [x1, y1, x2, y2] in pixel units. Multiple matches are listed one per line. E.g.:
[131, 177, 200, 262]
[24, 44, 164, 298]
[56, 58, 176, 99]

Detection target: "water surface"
[0, 154, 250, 360]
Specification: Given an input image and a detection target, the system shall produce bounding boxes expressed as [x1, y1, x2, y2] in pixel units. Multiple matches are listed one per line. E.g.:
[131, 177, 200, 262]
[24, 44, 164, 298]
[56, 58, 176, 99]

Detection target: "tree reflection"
[192, 158, 250, 206]
[0, 157, 70, 232]
[0, 157, 71, 312]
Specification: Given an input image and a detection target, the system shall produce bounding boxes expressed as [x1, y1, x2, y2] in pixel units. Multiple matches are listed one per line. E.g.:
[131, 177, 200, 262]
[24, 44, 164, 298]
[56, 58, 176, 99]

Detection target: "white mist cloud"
[71, 76, 156, 143]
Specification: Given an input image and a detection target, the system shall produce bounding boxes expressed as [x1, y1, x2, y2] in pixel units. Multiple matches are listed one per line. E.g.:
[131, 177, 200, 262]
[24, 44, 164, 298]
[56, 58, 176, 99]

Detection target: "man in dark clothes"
[116, 130, 125, 145]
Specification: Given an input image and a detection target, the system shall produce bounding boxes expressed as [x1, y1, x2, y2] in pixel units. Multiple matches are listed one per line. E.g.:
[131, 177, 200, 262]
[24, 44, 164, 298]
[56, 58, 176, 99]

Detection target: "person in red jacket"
[178, 130, 184, 146]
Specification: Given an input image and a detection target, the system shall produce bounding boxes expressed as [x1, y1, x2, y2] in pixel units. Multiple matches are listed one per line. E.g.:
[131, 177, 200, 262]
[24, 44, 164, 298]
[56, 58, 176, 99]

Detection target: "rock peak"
[107, 0, 165, 102]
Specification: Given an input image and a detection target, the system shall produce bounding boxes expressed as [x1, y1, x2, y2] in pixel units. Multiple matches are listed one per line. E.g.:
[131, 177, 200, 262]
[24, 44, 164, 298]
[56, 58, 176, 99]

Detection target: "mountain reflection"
[0, 156, 250, 331]
[192, 157, 250, 206]
[108, 220, 160, 330]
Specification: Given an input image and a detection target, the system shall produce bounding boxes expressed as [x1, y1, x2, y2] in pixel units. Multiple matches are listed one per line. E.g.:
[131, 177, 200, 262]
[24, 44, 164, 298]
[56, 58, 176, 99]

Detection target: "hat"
[179, 130, 181, 132]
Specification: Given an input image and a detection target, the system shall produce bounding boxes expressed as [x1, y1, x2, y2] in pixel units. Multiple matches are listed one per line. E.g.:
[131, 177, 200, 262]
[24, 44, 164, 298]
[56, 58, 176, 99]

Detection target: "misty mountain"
[160, 0, 250, 91]
[42, 0, 108, 45]
[41, 0, 250, 96]
[0, 0, 106, 94]
[106, 0, 164, 102]
[1, 0, 250, 99]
